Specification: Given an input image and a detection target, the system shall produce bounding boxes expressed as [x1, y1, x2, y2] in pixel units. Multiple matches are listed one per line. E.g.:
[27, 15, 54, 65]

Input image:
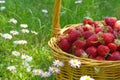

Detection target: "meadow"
[1, 0, 120, 80]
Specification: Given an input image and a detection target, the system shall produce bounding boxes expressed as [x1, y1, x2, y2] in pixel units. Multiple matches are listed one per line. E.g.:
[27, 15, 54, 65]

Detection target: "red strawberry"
[86, 46, 97, 59]
[107, 51, 120, 61]
[72, 40, 86, 49]
[76, 25, 84, 34]
[101, 33, 115, 44]
[57, 36, 71, 52]
[92, 21, 100, 28]
[95, 27, 103, 33]
[86, 34, 100, 47]
[107, 26, 114, 33]
[83, 24, 94, 31]
[95, 56, 105, 60]
[67, 28, 81, 42]
[82, 31, 94, 39]
[97, 45, 110, 57]
[74, 49, 88, 57]
[83, 18, 93, 25]
[104, 17, 117, 27]
[117, 46, 120, 51]
[114, 21, 120, 31]
[108, 43, 117, 52]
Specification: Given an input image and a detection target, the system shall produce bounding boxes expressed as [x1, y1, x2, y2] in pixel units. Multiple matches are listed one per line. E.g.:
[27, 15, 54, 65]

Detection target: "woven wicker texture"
[48, 0, 120, 80]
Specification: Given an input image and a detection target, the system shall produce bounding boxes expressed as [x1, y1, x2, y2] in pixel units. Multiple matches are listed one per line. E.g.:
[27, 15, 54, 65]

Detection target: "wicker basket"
[48, 0, 120, 80]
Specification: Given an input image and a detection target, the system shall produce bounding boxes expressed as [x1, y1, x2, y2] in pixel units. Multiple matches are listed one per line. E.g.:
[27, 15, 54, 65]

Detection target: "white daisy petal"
[8, 18, 17, 24]
[1, 33, 12, 40]
[25, 56, 32, 62]
[49, 66, 60, 73]
[42, 9, 48, 14]
[69, 59, 81, 68]
[31, 30, 38, 35]
[0, 1, 5, 4]
[75, 0, 82, 4]
[0, 6, 5, 11]
[41, 71, 51, 78]
[21, 29, 29, 33]
[20, 24, 28, 28]
[33, 69, 43, 76]
[12, 51, 20, 56]
[10, 30, 19, 36]
[13, 40, 27, 45]
[7, 66, 16, 72]
[80, 75, 95, 80]
[53, 60, 64, 67]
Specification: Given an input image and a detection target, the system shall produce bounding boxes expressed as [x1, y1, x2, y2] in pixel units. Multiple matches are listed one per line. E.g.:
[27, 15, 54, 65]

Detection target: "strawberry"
[76, 25, 84, 34]
[82, 31, 94, 39]
[92, 21, 100, 28]
[106, 26, 114, 33]
[83, 18, 93, 25]
[86, 34, 100, 47]
[95, 27, 103, 33]
[107, 51, 120, 61]
[74, 49, 88, 57]
[114, 21, 120, 31]
[95, 56, 105, 60]
[67, 28, 81, 42]
[57, 36, 71, 52]
[101, 33, 115, 45]
[97, 45, 110, 57]
[104, 17, 117, 27]
[85, 46, 97, 59]
[108, 43, 117, 52]
[72, 40, 86, 49]
[83, 24, 94, 31]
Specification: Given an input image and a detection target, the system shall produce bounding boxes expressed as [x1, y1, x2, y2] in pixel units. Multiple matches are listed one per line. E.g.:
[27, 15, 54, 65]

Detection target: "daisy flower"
[12, 51, 20, 56]
[53, 60, 64, 67]
[21, 54, 32, 62]
[0, 6, 5, 11]
[49, 66, 60, 73]
[42, 9, 48, 14]
[20, 24, 28, 28]
[25, 56, 32, 62]
[31, 30, 38, 35]
[10, 30, 19, 36]
[69, 59, 81, 68]
[75, 0, 82, 4]
[26, 66, 31, 72]
[21, 54, 28, 59]
[7, 66, 16, 72]
[0, 0, 5, 4]
[13, 40, 27, 45]
[41, 71, 51, 78]
[33, 69, 43, 76]
[80, 75, 95, 80]
[1, 33, 12, 40]
[8, 18, 17, 24]
[21, 29, 29, 33]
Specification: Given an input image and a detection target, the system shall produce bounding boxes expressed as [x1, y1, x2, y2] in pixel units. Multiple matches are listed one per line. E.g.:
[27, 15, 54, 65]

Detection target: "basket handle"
[52, 0, 61, 37]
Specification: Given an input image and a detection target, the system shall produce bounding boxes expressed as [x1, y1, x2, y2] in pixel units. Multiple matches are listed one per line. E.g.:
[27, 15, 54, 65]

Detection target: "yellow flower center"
[86, 77, 90, 80]
[36, 71, 40, 75]
[73, 61, 77, 64]
[53, 67, 56, 71]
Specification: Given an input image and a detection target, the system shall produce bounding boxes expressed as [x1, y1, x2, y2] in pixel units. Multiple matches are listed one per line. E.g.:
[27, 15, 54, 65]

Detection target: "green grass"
[1, 0, 120, 80]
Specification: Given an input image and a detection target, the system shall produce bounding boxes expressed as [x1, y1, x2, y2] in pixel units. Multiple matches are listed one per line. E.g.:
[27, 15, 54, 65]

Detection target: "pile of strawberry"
[57, 17, 120, 61]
